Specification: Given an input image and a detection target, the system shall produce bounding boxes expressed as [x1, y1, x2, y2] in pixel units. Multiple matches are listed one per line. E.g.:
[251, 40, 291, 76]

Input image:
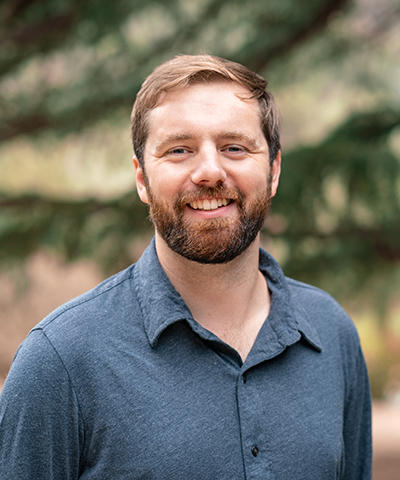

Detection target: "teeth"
[189, 198, 230, 210]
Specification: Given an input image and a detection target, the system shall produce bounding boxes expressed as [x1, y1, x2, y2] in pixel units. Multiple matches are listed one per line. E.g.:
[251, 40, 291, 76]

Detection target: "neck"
[155, 232, 270, 361]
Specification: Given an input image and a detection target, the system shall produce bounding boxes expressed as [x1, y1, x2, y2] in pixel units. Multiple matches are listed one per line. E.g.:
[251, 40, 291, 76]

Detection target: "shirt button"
[251, 446, 259, 457]
[242, 373, 247, 383]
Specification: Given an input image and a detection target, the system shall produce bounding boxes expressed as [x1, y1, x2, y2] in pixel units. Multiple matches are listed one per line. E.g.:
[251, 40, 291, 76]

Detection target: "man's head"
[131, 55, 281, 264]
[131, 54, 281, 169]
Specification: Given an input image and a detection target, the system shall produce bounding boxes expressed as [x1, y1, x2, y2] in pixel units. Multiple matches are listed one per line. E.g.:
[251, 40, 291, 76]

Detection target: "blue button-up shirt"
[0, 239, 372, 479]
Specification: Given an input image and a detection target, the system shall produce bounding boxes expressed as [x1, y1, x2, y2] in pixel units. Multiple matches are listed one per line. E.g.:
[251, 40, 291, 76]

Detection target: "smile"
[188, 198, 231, 211]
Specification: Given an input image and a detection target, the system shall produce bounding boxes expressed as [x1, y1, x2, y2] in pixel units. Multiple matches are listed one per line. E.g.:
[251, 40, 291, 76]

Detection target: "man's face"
[134, 81, 281, 263]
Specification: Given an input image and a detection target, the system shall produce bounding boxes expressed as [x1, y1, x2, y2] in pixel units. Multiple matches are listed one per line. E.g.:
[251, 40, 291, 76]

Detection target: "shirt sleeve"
[0, 329, 82, 480]
[342, 345, 372, 480]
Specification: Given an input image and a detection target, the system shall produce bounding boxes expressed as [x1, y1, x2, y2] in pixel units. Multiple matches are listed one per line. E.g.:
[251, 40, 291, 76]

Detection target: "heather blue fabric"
[0, 238, 372, 479]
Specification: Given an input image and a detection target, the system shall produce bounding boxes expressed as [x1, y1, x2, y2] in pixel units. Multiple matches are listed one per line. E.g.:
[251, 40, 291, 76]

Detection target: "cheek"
[151, 167, 190, 197]
[238, 171, 269, 194]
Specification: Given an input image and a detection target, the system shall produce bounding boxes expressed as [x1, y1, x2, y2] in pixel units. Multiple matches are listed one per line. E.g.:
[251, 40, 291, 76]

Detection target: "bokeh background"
[0, 0, 399, 477]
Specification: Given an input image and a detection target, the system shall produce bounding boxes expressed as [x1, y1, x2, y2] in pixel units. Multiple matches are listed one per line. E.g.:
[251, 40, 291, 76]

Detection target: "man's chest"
[75, 327, 345, 479]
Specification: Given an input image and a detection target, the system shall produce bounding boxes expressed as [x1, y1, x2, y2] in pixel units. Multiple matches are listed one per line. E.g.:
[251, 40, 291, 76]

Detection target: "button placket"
[237, 368, 275, 478]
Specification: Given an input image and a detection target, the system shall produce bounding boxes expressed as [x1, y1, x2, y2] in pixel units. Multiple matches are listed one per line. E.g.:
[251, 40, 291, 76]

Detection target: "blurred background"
[0, 0, 399, 476]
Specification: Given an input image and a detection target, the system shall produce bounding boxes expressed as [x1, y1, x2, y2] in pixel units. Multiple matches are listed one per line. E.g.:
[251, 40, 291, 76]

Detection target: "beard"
[144, 173, 273, 264]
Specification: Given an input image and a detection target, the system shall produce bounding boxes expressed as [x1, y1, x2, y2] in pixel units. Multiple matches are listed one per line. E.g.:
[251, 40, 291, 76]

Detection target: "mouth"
[188, 198, 232, 211]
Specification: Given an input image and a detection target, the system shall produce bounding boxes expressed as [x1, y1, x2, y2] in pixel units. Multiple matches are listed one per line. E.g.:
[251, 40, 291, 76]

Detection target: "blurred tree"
[0, 0, 350, 141]
[0, 0, 399, 325]
[270, 109, 400, 316]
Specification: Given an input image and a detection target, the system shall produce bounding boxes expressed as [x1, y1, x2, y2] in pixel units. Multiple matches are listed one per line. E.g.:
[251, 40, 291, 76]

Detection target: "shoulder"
[36, 263, 137, 334]
[2, 262, 147, 405]
[286, 276, 361, 349]
[287, 276, 351, 320]
[286, 276, 337, 301]
[14, 263, 143, 379]
[259, 248, 360, 348]
[2, 328, 74, 400]
[285, 277, 369, 403]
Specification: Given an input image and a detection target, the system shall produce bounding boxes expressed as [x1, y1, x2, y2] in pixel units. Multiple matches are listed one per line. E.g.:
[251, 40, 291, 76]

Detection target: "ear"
[132, 156, 149, 204]
[270, 150, 281, 198]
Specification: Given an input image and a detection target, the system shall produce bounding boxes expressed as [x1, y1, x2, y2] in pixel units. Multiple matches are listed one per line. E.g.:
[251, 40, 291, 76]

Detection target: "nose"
[190, 147, 227, 186]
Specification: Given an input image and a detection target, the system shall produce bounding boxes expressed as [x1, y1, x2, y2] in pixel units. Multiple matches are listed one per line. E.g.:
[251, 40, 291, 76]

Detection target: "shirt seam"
[33, 271, 134, 332]
[285, 277, 333, 297]
[37, 329, 85, 460]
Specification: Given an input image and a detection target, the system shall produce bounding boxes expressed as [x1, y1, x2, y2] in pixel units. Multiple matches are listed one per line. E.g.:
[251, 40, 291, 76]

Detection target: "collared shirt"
[0, 239, 372, 479]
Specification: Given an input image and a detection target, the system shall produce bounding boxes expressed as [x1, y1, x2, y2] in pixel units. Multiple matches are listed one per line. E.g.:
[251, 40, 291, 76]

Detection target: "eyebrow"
[216, 131, 261, 150]
[153, 134, 195, 153]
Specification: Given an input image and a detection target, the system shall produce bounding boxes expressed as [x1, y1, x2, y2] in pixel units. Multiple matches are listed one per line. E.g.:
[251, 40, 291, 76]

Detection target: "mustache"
[175, 185, 243, 208]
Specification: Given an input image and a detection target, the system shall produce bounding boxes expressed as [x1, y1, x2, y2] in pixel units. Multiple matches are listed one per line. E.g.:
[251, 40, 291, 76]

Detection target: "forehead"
[146, 81, 262, 138]
[155, 79, 253, 105]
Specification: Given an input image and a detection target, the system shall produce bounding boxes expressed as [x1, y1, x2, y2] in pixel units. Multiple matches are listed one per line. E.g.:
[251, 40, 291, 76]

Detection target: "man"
[0, 54, 371, 479]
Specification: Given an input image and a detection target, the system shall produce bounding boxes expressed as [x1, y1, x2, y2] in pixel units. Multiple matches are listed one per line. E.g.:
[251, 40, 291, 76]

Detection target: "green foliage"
[0, 0, 350, 141]
[0, 192, 150, 273]
[269, 109, 400, 307]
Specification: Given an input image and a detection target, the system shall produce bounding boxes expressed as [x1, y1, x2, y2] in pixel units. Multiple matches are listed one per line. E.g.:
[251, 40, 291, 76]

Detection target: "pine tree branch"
[243, 0, 350, 72]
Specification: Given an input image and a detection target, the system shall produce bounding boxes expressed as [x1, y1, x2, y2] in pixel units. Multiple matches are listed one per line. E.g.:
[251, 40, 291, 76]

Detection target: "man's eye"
[225, 145, 246, 153]
[168, 147, 187, 155]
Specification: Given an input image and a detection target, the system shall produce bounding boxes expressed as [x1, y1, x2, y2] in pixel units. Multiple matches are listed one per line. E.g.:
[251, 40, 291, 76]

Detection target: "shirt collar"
[254, 249, 322, 362]
[134, 238, 193, 347]
[134, 238, 322, 354]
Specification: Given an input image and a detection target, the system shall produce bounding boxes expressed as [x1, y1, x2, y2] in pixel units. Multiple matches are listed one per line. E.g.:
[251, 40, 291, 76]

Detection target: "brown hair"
[130, 54, 281, 167]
